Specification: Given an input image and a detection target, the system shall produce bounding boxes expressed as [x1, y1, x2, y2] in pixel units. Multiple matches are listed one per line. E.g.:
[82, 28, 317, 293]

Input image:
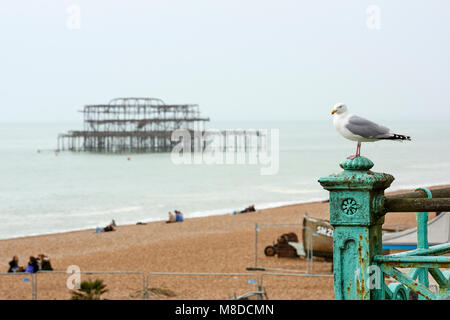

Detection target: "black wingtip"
[384, 134, 411, 141]
[394, 134, 411, 141]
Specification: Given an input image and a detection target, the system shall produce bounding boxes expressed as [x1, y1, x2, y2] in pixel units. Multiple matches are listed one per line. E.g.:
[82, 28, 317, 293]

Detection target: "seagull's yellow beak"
[331, 109, 337, 115]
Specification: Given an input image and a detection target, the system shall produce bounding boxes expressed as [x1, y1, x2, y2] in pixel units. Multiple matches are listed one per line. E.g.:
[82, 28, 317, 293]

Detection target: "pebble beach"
[1, 185, 445, 300]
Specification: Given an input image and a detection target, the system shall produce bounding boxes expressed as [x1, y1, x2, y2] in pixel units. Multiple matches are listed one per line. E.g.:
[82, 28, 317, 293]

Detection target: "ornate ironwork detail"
[342, 198, 358, 215]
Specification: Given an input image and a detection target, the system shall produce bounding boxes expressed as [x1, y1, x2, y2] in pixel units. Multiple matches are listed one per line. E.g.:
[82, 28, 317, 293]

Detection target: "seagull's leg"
[347, 142, 361, 160]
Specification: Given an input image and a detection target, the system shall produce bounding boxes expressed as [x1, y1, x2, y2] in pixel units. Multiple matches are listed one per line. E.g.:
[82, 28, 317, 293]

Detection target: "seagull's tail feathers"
[380, 133, 412, 141]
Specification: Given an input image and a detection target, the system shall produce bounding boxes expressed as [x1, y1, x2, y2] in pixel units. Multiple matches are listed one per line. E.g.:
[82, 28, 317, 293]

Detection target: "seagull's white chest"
[333, 114, 364, 142]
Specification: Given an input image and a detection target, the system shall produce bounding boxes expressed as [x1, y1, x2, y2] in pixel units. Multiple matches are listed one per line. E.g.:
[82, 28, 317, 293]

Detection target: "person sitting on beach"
[25, 256, 39, 273]
[37, 254, 53, 271]
[239, 205, 256, 214]
[31, 256, 40, 272]
[174, 210, 184, 222]
[8, 256, 20, 273]
[166, 212, 176, 223]
[103, 223, 115, 232]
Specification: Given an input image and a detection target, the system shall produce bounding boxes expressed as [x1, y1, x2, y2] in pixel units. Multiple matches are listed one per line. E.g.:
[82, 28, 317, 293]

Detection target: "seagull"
[331, 103, 411, 159]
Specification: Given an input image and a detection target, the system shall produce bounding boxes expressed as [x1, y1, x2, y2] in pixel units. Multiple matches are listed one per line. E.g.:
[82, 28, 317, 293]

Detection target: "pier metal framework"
[58, 97, 210, 153]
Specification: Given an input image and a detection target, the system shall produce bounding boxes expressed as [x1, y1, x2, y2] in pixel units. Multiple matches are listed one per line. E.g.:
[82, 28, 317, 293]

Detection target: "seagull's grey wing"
[345, 115, 391, 139]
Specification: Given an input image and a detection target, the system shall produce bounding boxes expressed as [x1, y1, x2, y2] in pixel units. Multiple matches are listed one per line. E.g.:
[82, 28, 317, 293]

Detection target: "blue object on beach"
[248, 280, 255, 284]
[175, 213, 184, 222]
[94, 227, 103, 233]
[25, 265, 34, 273]
[22, 278, 30, 282]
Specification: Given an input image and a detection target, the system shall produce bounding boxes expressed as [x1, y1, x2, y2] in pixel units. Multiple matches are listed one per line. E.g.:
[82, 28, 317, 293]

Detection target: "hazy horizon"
[1, 1, 450, 123]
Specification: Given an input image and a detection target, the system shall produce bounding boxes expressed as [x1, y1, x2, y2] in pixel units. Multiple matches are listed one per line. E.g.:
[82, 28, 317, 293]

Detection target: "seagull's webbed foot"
[346, 155, 358, 160]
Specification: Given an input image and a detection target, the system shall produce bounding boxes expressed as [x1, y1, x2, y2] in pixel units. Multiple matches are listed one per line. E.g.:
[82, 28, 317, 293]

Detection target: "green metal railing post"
[414, 187, 431, 299]
[319, 157, 394, 300]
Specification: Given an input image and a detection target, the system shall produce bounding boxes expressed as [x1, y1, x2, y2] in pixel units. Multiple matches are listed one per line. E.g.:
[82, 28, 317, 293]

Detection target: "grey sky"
[0, 1, 449, 123]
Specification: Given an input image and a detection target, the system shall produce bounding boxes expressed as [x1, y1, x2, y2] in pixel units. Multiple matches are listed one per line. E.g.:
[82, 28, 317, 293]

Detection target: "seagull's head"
[331, 103, 348, 115]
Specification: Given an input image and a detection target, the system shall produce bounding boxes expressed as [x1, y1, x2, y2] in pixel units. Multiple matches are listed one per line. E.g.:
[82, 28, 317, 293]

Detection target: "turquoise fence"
[319, 157, 450, 300]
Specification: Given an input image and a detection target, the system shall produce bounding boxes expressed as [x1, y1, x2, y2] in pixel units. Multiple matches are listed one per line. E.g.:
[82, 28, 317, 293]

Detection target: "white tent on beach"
[382, 212, 450, 250]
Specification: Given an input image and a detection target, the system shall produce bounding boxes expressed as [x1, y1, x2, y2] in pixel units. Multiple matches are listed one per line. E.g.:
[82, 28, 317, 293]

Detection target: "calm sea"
[1, 120, 449, 239]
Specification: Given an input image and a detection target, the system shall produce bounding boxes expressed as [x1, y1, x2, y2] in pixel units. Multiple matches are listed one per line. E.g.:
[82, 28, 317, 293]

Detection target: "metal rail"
[385, 197, 450, 212]
[384, 187, 450, 212]
[387, 187, 450, 199]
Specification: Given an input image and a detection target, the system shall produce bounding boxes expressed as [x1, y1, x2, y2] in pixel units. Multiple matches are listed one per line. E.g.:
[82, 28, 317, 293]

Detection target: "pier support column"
[319, 157, 394, 300]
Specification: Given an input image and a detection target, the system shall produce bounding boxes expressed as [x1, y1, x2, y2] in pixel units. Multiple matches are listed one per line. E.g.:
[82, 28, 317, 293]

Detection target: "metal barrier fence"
[145, 272, 259, 300]
[29, 271, 145, 300]
[0, 270, 336, 300]
[251, 223, 333, 275]
[260, 272, 334, 300]
[0, 272, 35, 300]
[252, 223, 312, 273]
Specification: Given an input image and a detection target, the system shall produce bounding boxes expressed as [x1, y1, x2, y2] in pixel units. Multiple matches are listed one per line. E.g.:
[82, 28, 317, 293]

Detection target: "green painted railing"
[319, 157, 450, 300]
